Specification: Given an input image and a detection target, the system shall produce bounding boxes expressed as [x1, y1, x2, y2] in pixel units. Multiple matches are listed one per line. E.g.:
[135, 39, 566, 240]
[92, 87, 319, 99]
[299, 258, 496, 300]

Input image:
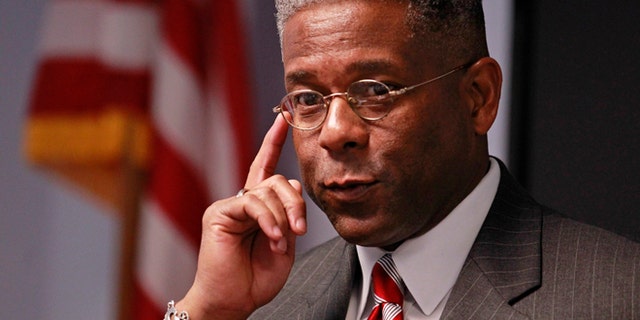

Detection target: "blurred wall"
[516, 0, 640, 241]
[0, 1, 512, 319]
[0, 1, 119, 319]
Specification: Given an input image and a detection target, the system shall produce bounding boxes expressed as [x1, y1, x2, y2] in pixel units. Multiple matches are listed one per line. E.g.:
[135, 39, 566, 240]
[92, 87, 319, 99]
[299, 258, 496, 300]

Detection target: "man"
[170, 0, 640, 319]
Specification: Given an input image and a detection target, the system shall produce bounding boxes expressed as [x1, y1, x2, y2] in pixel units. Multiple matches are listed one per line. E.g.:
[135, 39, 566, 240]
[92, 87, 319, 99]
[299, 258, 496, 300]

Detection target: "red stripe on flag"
[112, 0, 157, 4]
[210, 1, 255, 185]
[29, 59, 150, 115]
[132, 0, 255, 315]
[148, 133, 209, 248]
[133, 279, 163, 320]
[162, 0, 206, 83]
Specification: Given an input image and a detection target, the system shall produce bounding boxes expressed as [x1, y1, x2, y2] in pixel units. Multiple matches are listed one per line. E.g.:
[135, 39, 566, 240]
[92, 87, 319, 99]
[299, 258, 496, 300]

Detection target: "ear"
[462, 57, 502, 135]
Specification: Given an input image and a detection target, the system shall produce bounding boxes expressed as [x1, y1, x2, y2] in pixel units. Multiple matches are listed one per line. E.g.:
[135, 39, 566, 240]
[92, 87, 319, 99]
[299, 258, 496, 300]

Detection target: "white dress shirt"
[346, 158, 501, 319]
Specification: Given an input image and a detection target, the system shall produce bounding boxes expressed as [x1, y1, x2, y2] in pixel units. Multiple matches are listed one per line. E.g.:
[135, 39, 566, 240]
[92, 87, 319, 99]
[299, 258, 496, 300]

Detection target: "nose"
[317, 94, 369, 152]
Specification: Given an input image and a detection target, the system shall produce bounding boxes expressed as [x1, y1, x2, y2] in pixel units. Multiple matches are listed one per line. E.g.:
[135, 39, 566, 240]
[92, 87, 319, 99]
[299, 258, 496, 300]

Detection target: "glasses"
[273, 61, 474, 130]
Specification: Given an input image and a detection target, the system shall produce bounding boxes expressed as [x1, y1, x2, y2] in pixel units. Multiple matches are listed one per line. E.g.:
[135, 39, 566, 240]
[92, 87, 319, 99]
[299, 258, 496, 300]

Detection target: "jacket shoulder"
[515, 210, 640, 319]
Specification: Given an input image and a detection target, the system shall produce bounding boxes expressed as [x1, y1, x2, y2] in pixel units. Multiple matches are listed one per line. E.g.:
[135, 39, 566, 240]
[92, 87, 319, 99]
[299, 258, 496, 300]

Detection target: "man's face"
[282, 0, 485, 249]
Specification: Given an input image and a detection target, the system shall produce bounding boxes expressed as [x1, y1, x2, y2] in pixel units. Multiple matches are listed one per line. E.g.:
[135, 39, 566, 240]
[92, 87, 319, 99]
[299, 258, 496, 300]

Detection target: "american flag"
[25, 0, 254, 318]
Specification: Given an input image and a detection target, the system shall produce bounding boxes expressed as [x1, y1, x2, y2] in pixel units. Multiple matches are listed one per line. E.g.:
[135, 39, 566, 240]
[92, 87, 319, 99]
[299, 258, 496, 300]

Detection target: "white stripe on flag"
[99, 3, 158, 69]
[152, 41, 207, 175]
[136, 198, 198, 306]
[206, 79, 241, 200]
[40, 1, 157, 69]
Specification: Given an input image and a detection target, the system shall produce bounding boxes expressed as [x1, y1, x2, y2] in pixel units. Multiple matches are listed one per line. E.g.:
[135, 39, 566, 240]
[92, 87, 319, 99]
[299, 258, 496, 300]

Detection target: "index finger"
[245, 115, 290, 187]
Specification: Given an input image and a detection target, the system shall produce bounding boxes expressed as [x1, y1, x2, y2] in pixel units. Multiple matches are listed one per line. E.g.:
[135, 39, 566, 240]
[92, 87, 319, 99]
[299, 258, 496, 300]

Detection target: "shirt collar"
[355, 158, 501, 317]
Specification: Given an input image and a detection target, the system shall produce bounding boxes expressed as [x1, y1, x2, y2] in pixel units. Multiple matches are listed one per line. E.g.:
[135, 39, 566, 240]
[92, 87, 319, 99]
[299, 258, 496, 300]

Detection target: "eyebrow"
[284, 59, 400, 87]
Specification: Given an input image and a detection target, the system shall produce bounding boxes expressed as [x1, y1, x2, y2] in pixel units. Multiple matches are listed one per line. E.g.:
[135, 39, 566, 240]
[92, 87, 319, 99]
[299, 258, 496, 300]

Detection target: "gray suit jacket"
[250, 161, 640, 319]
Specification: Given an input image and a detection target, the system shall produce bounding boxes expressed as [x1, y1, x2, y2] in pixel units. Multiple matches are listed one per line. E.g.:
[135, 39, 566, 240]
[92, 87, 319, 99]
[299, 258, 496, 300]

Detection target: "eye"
[349, 80, 391, 98]
[287, 91, 325, 118]
[294, 91, 323, 106]
[348, 80, 393, 106]
[381, 82, 401, 91]
[363, 81, 390, 97]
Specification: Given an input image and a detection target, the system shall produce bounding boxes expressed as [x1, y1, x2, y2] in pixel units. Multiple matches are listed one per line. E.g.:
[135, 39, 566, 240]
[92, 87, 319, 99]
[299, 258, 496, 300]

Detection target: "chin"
[330, 214, 392, 247]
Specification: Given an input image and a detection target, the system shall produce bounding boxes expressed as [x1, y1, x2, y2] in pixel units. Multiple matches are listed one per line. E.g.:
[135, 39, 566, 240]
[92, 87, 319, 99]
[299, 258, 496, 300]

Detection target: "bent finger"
[254, 177, 307, 236]
[270, 178, 306, 235]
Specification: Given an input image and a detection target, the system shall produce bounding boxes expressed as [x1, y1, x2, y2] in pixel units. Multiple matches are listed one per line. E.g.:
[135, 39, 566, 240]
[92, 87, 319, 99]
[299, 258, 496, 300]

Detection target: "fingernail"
[296, 218, 306, 233]
[277, 238, 287, 252]
[272, 226, 283, 238]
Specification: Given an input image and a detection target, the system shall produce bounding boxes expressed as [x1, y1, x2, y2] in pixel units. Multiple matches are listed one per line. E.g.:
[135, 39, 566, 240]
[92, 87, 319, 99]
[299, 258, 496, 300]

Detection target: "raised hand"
[177, 116, 307, 319]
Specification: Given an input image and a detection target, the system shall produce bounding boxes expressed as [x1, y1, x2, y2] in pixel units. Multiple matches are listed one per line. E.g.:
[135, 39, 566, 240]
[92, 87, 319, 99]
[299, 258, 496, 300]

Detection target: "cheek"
[292, 133, 318, 182]
[292, 133, 309, 167]
[379, 106, 441, 157]
[379, 96, 472, 180]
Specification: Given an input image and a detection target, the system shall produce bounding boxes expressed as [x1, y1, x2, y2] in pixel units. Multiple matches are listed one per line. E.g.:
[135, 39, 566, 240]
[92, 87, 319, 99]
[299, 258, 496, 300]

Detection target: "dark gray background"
[511, 0, 640, 241]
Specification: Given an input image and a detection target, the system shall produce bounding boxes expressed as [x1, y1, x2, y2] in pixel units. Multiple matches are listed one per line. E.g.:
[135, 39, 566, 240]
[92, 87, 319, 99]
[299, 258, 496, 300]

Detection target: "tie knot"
[368, 254, 405, 320]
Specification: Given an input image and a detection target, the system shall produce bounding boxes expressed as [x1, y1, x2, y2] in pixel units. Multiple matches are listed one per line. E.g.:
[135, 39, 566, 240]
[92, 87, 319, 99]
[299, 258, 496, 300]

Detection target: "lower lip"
[326, 183, 375, 202]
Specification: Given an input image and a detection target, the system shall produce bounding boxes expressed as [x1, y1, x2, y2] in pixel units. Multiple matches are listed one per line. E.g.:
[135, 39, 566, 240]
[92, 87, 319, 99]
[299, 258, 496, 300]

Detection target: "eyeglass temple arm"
[390, 61, 476, 96]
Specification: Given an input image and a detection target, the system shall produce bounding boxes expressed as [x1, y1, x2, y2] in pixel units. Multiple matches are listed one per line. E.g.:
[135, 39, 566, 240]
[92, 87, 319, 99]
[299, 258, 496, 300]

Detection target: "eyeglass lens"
[281, 80, 394, 129]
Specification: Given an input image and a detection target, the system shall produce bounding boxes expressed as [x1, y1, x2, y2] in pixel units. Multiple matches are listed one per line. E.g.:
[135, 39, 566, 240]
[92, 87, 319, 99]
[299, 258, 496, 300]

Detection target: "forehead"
[281, 1, 432, 86]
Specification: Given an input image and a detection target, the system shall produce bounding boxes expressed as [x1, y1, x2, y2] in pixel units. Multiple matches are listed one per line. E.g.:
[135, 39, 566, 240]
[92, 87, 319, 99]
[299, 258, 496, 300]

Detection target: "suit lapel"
[296, 239, 357, 318]
[443, 159, 542, 319]
[250, 237, 358, 319]
[442, 259, 531, 319]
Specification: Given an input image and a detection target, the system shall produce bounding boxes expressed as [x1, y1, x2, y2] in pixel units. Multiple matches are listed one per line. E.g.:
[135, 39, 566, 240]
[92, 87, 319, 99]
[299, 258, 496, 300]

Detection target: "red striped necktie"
[367, 254, 405, 320]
